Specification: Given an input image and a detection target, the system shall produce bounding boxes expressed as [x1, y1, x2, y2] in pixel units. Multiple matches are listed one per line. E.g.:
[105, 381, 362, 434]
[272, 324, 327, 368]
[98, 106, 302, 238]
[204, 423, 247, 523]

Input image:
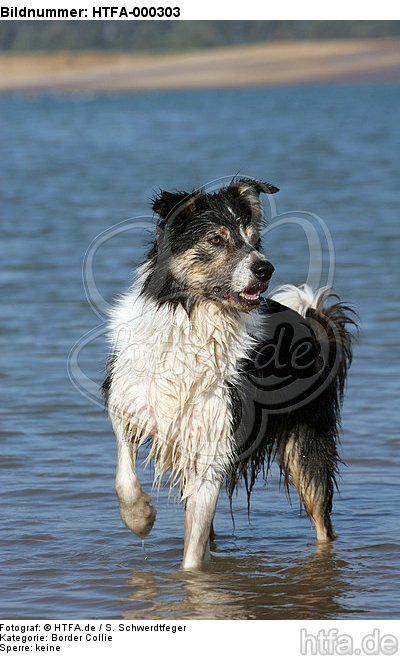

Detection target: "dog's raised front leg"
[115, 432, 156, 539]
[182, 477, 221, 570]
[280, 433, 337, 542]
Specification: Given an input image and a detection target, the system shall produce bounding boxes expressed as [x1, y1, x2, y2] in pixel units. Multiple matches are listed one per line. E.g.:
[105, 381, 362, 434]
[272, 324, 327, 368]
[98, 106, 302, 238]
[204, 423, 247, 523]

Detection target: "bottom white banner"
[0, 620, 399, 656]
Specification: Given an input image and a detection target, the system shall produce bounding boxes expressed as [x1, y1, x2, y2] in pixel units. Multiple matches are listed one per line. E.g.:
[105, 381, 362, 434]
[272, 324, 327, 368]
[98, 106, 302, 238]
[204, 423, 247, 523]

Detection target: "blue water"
[1, 84, 399, 619]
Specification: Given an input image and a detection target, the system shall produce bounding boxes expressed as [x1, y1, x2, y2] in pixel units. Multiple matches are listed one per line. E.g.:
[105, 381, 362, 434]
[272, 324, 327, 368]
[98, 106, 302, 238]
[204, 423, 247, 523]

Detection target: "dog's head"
[146, 178, 278, 312]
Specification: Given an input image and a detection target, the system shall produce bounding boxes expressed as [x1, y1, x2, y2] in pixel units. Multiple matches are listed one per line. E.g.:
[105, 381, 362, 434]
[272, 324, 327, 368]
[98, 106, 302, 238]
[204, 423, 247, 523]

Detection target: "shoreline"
[1, 39, 399, 94]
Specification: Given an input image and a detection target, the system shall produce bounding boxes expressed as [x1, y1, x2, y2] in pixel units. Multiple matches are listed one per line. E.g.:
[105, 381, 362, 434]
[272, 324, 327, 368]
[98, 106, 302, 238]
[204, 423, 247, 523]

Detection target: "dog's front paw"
[119, 494, 157, 538]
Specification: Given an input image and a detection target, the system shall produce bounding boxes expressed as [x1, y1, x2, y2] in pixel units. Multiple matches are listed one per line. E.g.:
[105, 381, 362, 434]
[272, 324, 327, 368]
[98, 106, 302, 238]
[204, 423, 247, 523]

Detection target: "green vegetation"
[0, 20, 399, 52]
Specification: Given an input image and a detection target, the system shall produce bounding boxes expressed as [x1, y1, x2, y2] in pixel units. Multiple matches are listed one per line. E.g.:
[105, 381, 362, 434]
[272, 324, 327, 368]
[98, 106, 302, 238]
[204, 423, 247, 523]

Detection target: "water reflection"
[123, 542, 355, 619]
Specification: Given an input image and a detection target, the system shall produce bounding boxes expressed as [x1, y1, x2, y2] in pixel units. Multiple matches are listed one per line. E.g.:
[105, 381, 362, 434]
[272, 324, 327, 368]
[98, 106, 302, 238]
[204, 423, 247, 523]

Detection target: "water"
[1, 84, 399, 619]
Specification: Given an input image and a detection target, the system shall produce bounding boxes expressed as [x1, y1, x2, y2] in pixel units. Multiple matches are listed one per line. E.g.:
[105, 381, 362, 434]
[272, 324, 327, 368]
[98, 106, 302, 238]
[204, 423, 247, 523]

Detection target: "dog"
[103, 178, 355, 570]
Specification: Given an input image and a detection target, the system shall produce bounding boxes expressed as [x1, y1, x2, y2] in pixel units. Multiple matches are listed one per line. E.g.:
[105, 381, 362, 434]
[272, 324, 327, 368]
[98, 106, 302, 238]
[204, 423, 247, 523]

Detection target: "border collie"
[103, 178, 355, 570]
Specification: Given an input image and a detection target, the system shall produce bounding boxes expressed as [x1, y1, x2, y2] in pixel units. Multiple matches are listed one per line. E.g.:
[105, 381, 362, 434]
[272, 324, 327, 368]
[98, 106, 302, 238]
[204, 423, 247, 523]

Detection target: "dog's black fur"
[226, 296, 356, 537]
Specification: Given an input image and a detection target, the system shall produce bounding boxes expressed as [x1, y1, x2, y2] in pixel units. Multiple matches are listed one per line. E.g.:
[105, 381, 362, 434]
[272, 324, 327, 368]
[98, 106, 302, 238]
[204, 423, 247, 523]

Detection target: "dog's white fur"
[107, 264, 272, 567]
[107, 275, 327, 568]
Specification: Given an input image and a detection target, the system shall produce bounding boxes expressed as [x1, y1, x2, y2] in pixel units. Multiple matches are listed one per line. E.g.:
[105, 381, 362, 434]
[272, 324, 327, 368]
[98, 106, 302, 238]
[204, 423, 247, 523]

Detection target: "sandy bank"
[0, 39, 399, 93]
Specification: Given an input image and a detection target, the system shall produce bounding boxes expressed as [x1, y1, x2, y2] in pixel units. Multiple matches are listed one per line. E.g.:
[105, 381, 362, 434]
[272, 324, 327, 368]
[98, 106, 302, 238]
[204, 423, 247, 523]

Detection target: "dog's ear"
[234, 178, 279, 196]
[152, 189, 199, 227]
[226, 178, 279, 228]
[152, 190, 189, 219]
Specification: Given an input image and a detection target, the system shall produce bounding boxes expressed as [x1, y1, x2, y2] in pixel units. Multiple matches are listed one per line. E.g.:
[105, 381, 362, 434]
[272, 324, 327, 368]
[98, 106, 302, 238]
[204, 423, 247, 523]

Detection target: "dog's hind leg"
[280, 433, 337, 542]
[270, 285, 356, 542]
[114, 427, 156, 539]
[182, 477, 221, 570]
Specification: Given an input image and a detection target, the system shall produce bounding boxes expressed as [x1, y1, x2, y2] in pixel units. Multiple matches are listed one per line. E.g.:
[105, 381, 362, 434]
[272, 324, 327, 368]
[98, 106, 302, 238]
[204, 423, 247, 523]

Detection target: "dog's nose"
[250, 260, 275, 282]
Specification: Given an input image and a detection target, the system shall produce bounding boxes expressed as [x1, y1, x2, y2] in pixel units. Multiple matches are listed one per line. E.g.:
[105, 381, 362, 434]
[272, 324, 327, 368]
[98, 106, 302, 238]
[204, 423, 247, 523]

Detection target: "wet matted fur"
[103, 178, 356, 569]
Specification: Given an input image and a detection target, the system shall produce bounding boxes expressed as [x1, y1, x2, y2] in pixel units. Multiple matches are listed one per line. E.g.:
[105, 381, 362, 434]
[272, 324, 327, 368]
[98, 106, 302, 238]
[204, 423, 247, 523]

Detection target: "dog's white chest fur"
[107, 281, 261, 495]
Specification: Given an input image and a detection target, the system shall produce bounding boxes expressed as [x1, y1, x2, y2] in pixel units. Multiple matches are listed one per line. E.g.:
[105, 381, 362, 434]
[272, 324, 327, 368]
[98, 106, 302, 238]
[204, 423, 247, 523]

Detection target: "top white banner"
[0, 0, 398, 21]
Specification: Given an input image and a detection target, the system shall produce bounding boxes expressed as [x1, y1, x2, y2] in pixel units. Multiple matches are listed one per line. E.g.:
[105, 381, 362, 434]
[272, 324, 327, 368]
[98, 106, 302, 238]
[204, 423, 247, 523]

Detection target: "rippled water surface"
[1, 85, 399, 619]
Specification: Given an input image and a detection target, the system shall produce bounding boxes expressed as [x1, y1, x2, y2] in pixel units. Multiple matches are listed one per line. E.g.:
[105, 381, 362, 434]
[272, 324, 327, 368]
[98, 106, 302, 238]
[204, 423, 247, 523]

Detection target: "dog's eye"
[208, 235, 224, 247]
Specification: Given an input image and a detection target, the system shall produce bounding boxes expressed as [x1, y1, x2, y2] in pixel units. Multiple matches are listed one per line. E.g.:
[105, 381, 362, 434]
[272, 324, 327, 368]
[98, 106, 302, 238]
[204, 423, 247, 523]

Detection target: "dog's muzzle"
[212, 255, 275, 310]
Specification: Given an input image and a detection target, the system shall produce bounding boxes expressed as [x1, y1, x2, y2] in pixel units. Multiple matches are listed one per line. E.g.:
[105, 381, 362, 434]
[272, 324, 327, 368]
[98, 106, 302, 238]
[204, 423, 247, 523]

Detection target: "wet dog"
[103, 178, 355, 569]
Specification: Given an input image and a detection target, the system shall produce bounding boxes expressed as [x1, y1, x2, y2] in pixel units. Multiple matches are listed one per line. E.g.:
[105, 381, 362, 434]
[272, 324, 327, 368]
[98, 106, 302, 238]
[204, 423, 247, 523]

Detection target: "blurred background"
[1, 21, 399, 620]
[0, 20, 400, 91]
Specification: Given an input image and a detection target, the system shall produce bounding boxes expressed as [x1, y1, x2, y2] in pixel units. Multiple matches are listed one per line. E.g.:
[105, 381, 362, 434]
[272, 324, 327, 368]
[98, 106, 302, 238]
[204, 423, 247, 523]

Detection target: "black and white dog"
[103, 178, 355, 569]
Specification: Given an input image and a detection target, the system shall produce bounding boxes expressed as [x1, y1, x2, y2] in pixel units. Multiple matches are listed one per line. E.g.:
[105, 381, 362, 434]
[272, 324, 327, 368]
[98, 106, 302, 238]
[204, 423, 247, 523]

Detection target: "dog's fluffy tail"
[271, 283, 331, 317]
[271, 284, 357, 401]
